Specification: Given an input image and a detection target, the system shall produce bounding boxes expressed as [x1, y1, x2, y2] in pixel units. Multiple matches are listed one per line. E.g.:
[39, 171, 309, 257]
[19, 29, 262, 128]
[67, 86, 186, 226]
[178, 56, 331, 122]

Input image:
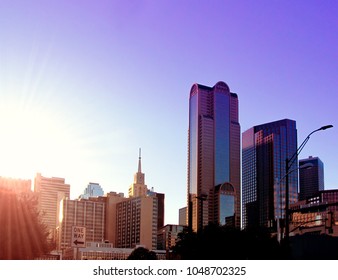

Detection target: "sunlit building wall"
[105, 191, 127, 245]
[179, 206, 187, 226]
[187, 81, 241, 232]
[128, 149, 148, 198]
[242, 119, 298, 229]
[58, 197, 105, 250]
[34, 173, 70, 241]
[106, 192, 162, 250]
[105, 152, 163, 250]
[115, 194, 158, 250]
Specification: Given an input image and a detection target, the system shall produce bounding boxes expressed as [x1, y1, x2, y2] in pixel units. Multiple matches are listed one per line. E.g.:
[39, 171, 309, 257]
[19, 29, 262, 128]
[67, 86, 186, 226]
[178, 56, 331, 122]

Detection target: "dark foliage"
[290, 234, 338, 260]
[173, 223, 283, 260]
[127, 246, 157, 260]
[0, 188, 51, 259]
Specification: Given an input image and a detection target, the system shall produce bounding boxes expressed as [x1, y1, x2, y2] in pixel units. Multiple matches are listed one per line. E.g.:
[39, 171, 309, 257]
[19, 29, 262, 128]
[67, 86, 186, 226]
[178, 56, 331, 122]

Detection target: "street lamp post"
[276, 163, 313, 243]
[284, 125, 333, 244]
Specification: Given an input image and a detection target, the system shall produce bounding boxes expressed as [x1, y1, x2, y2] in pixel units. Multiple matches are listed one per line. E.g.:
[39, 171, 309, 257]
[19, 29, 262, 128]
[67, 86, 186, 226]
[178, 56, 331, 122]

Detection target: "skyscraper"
[299, 156, 324, 201]
[34, 173, 70, 241]
[79, 182, 104, 199]
[242, 119, 298, 229]
[104, 151, 164, 250]
[115, 195, 158, 250]
[187, 81, 241, 232]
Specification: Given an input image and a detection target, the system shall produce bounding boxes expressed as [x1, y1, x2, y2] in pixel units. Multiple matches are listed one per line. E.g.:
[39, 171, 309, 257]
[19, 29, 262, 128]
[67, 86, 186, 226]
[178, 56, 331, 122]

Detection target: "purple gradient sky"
[0, 0, 337, 224]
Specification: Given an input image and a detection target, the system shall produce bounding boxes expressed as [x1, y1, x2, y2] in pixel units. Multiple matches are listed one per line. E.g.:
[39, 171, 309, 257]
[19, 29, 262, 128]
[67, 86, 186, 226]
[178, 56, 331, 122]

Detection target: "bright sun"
[0, 102, 79, 182]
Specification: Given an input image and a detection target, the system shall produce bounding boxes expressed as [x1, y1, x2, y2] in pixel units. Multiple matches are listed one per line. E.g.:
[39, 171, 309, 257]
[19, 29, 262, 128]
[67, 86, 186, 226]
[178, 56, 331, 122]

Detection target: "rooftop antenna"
[138, 148, 142, 173]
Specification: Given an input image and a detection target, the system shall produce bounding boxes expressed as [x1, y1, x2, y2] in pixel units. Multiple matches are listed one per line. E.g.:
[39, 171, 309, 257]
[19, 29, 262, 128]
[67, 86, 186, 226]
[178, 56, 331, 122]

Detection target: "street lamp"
[284, 125, 333, 244]
[276, 162, 313, 243]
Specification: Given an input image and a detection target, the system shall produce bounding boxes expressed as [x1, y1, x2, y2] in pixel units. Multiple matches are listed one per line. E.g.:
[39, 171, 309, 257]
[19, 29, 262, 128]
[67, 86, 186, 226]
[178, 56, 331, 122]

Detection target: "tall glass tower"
[299, 156, 324, 201]
[187, 81, 240, 232]
[242, 119, 298, 229]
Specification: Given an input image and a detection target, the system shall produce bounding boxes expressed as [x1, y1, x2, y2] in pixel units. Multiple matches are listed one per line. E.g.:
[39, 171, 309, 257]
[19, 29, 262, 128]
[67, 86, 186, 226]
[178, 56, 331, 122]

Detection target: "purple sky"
[0, 0, 337, 224]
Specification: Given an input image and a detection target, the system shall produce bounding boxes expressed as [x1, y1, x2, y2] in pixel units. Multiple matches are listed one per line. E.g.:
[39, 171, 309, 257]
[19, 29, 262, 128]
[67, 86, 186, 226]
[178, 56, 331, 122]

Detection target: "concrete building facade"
[105, 151, 163, 250]
[34, 173, 70, 241]
[58, 197, 106, 250]
[115, 195, 158, 250]
[179, 206, 187, 226]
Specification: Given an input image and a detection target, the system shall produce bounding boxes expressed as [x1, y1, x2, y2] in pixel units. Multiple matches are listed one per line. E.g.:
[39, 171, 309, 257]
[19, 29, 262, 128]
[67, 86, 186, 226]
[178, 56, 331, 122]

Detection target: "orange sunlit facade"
[34, 173, 70, 242]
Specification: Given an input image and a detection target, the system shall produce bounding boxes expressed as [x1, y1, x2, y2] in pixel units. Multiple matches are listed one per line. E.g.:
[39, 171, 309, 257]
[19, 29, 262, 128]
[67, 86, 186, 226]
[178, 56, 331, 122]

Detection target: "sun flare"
[0, 103, 80, 181]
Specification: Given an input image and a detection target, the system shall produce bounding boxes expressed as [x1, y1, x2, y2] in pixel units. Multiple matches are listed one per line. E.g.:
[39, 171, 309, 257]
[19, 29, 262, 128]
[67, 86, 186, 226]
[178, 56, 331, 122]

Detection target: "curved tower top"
[190, 81, 231, 98]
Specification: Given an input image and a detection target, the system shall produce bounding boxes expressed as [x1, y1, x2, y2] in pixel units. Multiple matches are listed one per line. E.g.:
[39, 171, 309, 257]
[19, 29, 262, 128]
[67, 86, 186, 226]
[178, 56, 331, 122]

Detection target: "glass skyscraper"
[299, 156, 324, 201]
[80, 182, 104, 199]
[187, 81, 240, 232]
[242, 119, 298, 229]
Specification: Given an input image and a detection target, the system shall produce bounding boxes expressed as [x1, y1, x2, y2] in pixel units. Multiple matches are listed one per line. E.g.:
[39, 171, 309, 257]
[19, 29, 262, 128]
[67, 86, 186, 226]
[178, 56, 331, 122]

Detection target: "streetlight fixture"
[284, 125, 333, 244]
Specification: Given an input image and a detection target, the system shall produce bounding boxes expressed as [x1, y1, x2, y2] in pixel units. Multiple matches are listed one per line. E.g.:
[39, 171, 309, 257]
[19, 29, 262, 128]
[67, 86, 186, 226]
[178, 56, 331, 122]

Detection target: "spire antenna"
[138, 148, 142, 173]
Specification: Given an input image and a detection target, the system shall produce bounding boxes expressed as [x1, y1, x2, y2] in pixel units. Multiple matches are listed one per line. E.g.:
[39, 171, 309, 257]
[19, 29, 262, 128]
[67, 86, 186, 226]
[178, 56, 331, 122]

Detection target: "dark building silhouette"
[299, 156, 324, 200]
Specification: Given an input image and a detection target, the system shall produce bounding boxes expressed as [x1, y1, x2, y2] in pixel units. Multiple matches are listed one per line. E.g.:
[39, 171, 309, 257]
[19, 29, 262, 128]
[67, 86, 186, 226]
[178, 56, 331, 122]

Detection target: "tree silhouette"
[173, 223, 283, 260]
[127, 247, 157, 260]
[0, 188, 51, 259]
[172, 227, 199, 259]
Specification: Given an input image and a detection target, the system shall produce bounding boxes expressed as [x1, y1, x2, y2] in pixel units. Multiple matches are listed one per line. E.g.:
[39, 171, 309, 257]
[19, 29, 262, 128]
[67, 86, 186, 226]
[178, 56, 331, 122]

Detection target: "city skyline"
[0, 1, 337, 225]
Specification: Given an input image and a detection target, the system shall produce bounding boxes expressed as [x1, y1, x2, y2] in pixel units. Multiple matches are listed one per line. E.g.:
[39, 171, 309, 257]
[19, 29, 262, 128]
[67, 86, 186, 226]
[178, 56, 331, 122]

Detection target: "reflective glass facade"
[220, 194, 235, 226]
[242, 119, 298, 229]
[187, 82, 240, 232]
[80, 182, 104, 199]
[299, 156, 324, 201]
[214, 92, 230, 185]
[189, 94, 198, 195]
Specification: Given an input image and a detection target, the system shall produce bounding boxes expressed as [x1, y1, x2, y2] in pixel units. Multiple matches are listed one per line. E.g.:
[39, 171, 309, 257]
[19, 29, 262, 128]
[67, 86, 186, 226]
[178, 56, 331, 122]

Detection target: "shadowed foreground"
[0, 188, 50, 259]
[172, 223, 338, 260]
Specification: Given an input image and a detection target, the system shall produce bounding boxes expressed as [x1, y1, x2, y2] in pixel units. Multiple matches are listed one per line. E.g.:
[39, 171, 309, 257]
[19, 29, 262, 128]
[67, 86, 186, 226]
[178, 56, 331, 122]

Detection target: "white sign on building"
[71, 226, 86, 248]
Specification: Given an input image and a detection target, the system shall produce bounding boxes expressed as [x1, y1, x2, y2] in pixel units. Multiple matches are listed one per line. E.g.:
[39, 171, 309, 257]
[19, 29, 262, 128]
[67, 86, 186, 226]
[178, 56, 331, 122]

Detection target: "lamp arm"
[287, 127, 321, 168]
[287, 136, 309, 168]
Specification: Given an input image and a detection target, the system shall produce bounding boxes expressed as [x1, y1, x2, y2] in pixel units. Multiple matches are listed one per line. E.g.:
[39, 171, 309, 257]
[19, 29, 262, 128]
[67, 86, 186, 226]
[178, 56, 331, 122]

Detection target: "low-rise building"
[157, 224, 185, 251]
